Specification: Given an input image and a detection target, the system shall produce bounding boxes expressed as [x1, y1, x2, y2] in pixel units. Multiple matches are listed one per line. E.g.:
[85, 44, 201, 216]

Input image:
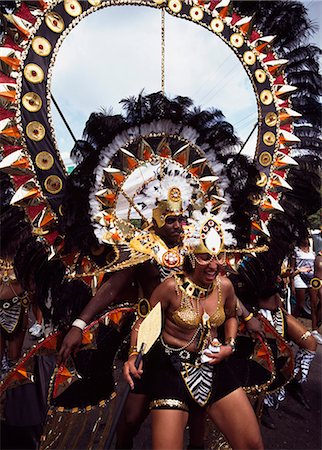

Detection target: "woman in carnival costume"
[124, 206, 264, 450]
[235, 253, 318, 429]
[0, 175, 32, 374]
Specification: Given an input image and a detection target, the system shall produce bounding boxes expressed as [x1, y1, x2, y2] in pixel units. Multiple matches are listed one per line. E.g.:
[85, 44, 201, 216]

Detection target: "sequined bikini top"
[171, 274, 225, 330]
[0, 259, 16, 285]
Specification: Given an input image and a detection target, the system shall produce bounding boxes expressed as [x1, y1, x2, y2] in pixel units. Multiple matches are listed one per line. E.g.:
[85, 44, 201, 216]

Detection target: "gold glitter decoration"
[22, 92, 42, 112]
[45, 12, 65, 33]
[265, 112, 278, 127]
[210, 18, 224, 33]
[168, 0, 182, 13]
[44, 175, 63, 194]
[35, 151, 54, 170]
[88, 0, 101, 4]
[190, 6, 204, 21]
[153, 0, 165, 3]
[24, 63, 44, 83]
[260, 90, 273, 105]
[230, 33, 244, 48]
[32, 36, 52, 56]
[263, 131, 276, 146]
[243, 51, 256, 65]
[259, 151, 273, 167]
[64, 0, 82, 17]
[255, 69, 267, 83]
[26, 121, 45, 142]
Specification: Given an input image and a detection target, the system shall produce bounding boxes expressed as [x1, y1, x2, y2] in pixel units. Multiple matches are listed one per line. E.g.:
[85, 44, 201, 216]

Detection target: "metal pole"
[235, 122, 258, 159]
[51, 94, 77, 143]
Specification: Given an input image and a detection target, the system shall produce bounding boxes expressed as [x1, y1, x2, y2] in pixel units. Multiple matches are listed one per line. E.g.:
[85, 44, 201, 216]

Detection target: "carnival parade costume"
[0, 0, 321, 448]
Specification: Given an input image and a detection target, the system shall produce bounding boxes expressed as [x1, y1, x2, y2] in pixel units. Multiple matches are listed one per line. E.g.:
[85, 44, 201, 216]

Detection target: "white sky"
[50, 2, 321, 168]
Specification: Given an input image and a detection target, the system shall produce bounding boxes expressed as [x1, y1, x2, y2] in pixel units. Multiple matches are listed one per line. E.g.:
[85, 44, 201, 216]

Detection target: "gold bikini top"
[0, 259, 16, 285]
[171, 274, 226, 330]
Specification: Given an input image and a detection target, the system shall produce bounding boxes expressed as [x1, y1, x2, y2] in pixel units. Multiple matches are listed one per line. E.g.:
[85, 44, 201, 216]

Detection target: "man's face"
[154, 215, 185, 247]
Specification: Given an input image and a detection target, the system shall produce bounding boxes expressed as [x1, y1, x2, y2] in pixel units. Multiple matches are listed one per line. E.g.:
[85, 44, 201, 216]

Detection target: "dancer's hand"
[204, 345, 233, 364]
[57, 327, 83, 365]
[123, 356, 143, 390]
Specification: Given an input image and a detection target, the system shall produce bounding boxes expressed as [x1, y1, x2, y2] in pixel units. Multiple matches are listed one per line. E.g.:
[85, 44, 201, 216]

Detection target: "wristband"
[72, 318, 87, 330]
[225, 337, 236, 352]
[243, 312, 253, 322]
[129, 345, 138, 353]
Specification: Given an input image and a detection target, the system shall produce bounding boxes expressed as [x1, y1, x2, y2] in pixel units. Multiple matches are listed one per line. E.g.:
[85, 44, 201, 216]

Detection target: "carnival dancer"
[0, 257, 30, 374]
[235, 256, 317, 429]
[124, 209, 264, 450]
[291, 236, 322, 344]
[0, 174, 33, 374]
[58, 188, 205, 449]
[258, 290, 317, 423]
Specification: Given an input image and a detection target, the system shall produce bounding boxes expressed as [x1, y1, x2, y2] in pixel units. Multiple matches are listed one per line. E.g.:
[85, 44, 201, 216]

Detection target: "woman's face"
[193, 253, 219, 286]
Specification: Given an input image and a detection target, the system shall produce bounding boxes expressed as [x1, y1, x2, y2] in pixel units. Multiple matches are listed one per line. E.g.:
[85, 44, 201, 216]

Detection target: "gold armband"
[243, 312, 253, 322]
[128, 351, 139, 358]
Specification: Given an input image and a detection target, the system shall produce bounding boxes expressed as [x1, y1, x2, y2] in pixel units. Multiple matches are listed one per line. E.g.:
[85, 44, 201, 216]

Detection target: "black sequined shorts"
[148, 341, 240, 412]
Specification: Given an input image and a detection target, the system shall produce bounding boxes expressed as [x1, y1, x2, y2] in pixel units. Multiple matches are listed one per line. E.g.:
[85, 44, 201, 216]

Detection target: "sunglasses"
[195, 252, 226, 265]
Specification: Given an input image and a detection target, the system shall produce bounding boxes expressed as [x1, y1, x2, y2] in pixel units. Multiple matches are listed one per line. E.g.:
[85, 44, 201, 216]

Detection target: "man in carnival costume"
[58, 187, 196, 448]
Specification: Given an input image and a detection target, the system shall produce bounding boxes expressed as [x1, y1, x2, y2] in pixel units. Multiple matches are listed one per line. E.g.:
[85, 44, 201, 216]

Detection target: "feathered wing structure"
[231, 0, 321, 302]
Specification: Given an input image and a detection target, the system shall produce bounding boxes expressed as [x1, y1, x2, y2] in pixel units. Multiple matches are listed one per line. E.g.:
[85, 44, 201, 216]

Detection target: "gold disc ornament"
[64, 0, 82, 17]
[260, 90, 273, 105]
[190, 6, 204, 21]
[24, 64, 44, 84]
[210, 18, 224, 33]
[255, 69, 267, 84]
[243, 51, 256, 65]
[263, 131, 276, 146]
[26, 121, 45, 141]
[31, 37, 52, 56]
[256, 172, 268, 187]
[45, 12, 65, 33]
[259, 151, 273, 167]
[230, 33, 244, 48]
[265, 112, 278, 127]
[44, 175, 63, 194]
[168, 0, 182, 13]
[35, 151, 54, 170]
[22, 92, 42, 112]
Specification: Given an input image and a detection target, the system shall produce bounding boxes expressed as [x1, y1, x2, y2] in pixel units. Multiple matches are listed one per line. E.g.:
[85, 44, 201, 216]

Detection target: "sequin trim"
[150, 399, 189, 412]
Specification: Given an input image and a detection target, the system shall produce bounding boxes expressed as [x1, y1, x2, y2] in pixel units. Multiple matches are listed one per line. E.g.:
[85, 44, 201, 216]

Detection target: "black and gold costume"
[148, 340, 240, 411]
